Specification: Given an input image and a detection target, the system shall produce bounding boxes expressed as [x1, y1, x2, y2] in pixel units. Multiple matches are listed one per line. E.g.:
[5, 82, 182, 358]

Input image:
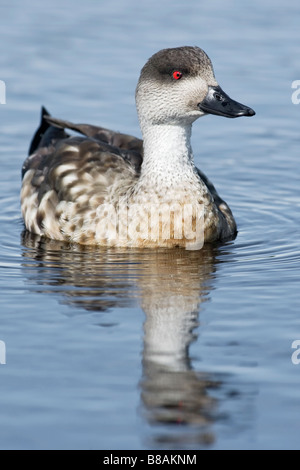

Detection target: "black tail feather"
[28, 106, 50, 155]
[28, 106, 70, 156]
[28, 106, 51, 156]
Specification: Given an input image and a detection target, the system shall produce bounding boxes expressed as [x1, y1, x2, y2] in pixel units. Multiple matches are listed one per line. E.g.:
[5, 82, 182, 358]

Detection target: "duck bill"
[198, 85, 255, 118]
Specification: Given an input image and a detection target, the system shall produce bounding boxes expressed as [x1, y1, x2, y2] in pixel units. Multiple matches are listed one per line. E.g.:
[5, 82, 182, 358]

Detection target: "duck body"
[21, 46, 255, 249]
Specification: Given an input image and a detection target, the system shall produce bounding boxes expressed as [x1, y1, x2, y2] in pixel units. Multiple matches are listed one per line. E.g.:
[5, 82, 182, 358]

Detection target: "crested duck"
[21, 46, 255, 249]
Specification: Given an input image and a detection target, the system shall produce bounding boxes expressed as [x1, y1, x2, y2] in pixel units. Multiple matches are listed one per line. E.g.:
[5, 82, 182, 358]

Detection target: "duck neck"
[139, 122, 196, 187]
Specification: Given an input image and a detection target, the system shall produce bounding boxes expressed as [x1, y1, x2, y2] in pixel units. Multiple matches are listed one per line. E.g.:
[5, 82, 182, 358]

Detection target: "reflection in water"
[21, 231, 137, 312]
[139, 249, 220, 447]
[21, 231, 226, 447]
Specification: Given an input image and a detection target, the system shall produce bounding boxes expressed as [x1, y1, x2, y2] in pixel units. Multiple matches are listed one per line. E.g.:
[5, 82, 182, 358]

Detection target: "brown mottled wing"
[21, 131, 140, 241]
[45, 116, 143, 171]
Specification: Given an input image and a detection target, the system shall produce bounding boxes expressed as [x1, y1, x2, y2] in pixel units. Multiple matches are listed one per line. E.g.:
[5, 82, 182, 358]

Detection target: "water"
[0, 0, 300, 450]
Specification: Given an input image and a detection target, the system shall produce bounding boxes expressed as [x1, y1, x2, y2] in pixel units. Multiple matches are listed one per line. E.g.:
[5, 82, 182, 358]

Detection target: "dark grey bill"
[198, 85, 255, 118]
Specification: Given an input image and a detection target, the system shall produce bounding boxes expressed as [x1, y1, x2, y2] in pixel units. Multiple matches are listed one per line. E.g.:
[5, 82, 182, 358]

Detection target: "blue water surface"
[0, 0, 300, 450]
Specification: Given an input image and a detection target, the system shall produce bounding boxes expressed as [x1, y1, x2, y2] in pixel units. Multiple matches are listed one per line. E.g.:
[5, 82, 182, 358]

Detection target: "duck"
[21, 46, 255, 249]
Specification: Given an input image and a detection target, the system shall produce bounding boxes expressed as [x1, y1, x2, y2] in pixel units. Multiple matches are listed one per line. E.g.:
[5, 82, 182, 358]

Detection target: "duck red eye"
[172, 71, 182, 80]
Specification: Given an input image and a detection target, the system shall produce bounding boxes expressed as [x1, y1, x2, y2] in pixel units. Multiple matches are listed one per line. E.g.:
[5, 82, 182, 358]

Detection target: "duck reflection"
[137, 248, 220, 446]
[21, 230, 224, 446]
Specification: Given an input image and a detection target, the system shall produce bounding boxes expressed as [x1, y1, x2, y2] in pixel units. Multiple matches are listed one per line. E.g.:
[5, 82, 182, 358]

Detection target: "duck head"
[135, 46, 255, 127]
